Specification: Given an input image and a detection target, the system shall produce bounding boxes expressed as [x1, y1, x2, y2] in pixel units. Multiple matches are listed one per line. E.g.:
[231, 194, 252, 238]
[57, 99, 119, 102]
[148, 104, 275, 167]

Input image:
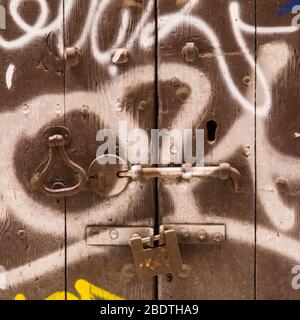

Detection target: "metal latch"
[86, 225, 226, 279]
[129, 230, 183, 279]
[86, 226, 153, 246]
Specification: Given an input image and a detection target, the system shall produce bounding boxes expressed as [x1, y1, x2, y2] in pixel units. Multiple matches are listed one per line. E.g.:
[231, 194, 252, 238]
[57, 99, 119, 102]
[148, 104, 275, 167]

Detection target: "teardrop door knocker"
[31, 126, 87, 198]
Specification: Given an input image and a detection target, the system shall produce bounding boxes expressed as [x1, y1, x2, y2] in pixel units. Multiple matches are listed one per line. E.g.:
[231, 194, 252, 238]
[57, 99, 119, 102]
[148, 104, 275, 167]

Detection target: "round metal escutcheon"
[88, 155, 130, 197]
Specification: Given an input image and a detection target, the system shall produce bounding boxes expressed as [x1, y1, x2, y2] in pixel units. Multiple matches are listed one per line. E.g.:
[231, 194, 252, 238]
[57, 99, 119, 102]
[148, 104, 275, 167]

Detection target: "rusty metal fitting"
[31, 126, 87, 198]
[48, 134, 65, 147]
[112, 48, 129, 65]
[275, 177, 289, 193]
[218, 163, 242, 193]
[65, 47, 81, 67]
[182, 42, 199, 62]
[218, 163, 231, 180]
[198, 229, 208, 241]
[213, 232, 224, 243]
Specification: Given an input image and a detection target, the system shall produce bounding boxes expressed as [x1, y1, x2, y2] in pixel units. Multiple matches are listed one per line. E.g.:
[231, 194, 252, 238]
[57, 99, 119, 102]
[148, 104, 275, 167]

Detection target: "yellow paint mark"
[14, 279, 124, 300]
[46, 292, 79, 300]
[75, 279, 124, 300]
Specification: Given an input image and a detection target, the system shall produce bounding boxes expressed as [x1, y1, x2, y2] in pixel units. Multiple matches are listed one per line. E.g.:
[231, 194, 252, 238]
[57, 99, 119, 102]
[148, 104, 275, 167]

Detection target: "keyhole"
[207, 120, 218, 143]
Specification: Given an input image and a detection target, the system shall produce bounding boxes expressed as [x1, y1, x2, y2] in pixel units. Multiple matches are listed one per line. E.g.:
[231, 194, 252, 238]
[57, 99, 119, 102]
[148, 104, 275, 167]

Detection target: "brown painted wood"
[157, 0, 256, 300]
[64, 0, 156, 300]
[0, 0, 299, 301]
[256, 0, 300, 300]
[0, 0, 65, 300]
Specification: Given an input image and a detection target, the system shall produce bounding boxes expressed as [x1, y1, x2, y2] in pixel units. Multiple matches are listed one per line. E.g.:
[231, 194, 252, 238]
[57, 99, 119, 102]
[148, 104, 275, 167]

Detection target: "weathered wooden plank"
[0, 0, 65, 300]
[256, 0, 300, 300]
[64, 0, 156, 300]
[157, 0, 255, 299]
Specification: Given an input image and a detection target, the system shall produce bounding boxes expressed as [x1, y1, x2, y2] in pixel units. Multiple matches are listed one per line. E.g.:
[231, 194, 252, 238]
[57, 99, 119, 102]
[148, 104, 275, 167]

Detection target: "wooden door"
[0, 0, 299, 301]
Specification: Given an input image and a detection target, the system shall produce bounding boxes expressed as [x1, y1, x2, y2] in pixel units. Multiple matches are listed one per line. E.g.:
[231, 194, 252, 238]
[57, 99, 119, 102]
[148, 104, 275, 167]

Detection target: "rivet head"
[275, 177, 288, 185]
[138, 100, 147, 111]
[171, 77, 180, 87]
[242, 145, 251, 158]
[176, 86, 191, 101]
[112, 48, 129, 65]
[21, 104, 30, 115]
[109, 229, 119, 240]
[242, 75, 252, 86]
[213, 232, 223, 243]
[275, 177, 289, 193]
[180, 229, 190, 240]
[65, 47, 81, 67]
[182, 42, 199, 62]
[18, 230, 26, 239]
[81, 105, 89, 115]
[198, 229, 208, 241]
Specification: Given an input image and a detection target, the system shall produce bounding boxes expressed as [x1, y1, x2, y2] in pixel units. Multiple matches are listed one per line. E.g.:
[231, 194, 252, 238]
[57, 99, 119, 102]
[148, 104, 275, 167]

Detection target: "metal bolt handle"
[31, 126, 87, 198]
[88, 155, 242, 196]
[119, 163, 242, 193]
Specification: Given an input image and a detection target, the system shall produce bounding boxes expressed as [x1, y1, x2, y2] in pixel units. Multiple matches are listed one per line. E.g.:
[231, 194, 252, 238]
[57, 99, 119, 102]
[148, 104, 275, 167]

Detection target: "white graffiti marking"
[5, 64, 15, 90]
[4, 220, 300, 289]
[0, 265, 6, 290]
[1, 1, 299, 115]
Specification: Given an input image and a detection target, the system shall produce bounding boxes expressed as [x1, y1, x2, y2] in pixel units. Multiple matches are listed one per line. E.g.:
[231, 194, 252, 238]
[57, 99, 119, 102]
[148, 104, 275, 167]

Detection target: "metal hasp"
[129, 230, 183, 280]
[121, 163, 242, 192]
[86, 225, 226, 280]
[31, 126, 87, 197]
